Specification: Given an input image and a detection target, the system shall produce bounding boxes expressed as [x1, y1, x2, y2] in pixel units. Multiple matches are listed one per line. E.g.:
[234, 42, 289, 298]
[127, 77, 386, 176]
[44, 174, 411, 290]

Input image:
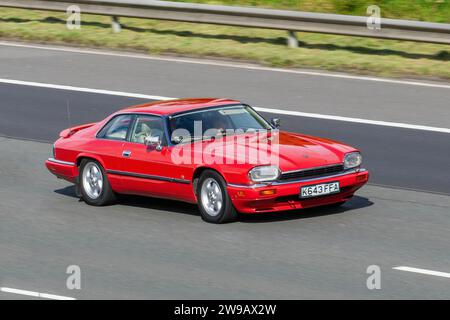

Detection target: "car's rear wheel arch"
[76, 156, 88, 168]
[76, 155, 107, 189]
[76, 154, 107, 170]
[78, 158, 116, 206]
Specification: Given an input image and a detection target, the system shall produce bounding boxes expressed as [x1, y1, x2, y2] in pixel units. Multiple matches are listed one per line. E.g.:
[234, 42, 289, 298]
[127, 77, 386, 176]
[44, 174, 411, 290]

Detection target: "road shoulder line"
[0, 287, 76, 300]
[1, 78, 449, 134]
[393, 267, 450, 279]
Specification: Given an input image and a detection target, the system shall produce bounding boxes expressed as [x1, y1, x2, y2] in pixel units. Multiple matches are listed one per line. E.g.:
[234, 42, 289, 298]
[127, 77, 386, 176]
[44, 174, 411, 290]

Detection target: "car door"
[119, 114, 193, 201]
[92, 114, 135, 190]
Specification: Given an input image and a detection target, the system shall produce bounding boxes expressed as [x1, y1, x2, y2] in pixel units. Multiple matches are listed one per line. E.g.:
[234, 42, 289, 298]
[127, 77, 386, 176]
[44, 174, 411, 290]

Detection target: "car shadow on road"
[238, 196, 373, 223]
[55, 185, 200, 216]
[118, 195, 200, 216]
[55, 185, 373, 222]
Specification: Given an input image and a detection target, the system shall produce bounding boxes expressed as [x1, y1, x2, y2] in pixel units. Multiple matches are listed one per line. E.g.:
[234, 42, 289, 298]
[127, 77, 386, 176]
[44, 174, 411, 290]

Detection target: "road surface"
[0, 42, 449, 299]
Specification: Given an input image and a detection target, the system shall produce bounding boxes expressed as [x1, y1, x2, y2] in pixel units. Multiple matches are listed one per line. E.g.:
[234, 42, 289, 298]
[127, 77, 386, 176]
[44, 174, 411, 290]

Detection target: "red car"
[46, 98, 369, 223]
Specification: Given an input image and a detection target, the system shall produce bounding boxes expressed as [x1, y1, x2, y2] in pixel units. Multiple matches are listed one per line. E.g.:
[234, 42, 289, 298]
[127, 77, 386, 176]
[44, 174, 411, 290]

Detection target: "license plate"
[300, 181, 340, 199]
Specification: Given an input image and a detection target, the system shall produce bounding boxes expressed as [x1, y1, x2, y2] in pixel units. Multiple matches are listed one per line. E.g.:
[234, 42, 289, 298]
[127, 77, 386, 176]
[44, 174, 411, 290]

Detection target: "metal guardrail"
[1, 0, 450, 46]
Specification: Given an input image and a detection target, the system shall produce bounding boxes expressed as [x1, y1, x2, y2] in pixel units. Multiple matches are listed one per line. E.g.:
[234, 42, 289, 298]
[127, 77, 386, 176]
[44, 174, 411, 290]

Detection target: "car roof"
[121, 98, 242, 116]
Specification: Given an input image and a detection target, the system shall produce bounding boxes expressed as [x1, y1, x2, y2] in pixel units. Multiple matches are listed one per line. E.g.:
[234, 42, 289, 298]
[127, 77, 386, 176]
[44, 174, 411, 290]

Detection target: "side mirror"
[271, 118, 280, 129]
[144, 135, 163, 151]
[172, 136, 184, 144]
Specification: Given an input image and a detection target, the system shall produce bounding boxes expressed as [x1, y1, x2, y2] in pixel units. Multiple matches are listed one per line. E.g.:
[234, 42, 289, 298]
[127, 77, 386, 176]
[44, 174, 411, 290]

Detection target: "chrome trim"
[106, 169, 190, 184]
[47, 158, 75, 166]
[274, 168, 365, 185]
[227, 183, 268, 189]
[228, 168, 366, 188]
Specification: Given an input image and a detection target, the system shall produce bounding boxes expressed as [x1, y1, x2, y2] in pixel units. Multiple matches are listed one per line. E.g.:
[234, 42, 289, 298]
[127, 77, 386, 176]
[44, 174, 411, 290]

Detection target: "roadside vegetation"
[174, 0, 450, 23]
[0, 6, 449, 80]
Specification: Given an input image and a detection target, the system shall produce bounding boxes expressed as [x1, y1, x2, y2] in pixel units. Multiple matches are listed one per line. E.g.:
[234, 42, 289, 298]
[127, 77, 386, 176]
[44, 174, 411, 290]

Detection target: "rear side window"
[97, 114, 134, 141]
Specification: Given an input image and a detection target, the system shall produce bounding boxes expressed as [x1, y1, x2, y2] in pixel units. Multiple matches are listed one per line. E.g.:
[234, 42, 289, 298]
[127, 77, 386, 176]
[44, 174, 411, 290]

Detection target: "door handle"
[122, 150, 132, 157]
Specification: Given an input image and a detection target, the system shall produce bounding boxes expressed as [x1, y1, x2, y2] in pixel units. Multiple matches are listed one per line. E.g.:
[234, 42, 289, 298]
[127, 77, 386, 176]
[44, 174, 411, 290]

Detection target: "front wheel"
[79, 159, 116, 206]
[197, 170, 238, 223]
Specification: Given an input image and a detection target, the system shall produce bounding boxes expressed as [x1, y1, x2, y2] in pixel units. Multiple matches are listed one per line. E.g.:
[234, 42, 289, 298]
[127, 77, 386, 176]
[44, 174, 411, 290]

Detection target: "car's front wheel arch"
[192, 166, 228, 197]
[196, 169, 238, 223]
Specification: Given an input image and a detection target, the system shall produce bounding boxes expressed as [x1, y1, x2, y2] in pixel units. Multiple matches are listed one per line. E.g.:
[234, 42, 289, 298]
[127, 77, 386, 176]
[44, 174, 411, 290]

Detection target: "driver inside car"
[131, 118, 164, 144]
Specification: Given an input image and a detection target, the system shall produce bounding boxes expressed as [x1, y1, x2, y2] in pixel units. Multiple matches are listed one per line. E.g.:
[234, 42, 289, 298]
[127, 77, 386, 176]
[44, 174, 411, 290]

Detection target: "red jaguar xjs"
[46, 98, 369, 223]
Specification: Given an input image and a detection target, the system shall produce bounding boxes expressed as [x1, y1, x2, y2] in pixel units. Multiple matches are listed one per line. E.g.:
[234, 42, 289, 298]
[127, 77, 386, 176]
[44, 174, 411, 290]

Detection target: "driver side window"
[130, 115, 165, 144]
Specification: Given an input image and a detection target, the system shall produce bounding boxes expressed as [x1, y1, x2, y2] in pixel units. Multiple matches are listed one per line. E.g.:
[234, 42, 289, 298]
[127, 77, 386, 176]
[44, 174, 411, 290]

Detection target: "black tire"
[79, 159, 116, 206]
[74, 182, 82, 198]
[196, 170, 238, 223]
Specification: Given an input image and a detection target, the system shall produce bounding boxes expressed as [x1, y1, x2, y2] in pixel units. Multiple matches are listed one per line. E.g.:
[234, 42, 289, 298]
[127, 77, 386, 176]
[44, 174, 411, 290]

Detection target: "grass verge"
[0, 8, 449, 80]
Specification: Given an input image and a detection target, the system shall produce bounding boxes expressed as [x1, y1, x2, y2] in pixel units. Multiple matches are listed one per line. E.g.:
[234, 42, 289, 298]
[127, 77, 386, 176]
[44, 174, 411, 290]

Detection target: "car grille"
[279, 164, 344, 182]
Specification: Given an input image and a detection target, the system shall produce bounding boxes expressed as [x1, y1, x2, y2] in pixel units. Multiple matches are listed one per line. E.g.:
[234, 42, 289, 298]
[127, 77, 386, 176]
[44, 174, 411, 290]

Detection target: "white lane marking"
[255, 107, 450, 134]
[0, 287, 76, 300]
[1, 78, 449, 134]
[1, 41, 450, 90]
[0, 78, 174, 101]
[393, 267, 450, 279]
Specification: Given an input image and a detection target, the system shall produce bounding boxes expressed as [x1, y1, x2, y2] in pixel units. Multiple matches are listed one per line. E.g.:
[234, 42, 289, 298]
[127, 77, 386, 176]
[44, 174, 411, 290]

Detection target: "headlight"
[344, 152, 362, 169]
[249, 166, 280, 182]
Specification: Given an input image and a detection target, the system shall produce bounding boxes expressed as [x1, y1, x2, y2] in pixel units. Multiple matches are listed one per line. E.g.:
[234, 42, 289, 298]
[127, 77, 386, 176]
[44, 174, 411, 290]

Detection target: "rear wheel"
[79, 159, 116, 206]
[197, 170, 238, 223]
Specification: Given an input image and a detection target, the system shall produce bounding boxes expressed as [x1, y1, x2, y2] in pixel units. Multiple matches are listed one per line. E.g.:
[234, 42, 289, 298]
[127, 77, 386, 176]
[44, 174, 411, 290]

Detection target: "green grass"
[173, 0, 450, 23]
[0, 8, 449, 80]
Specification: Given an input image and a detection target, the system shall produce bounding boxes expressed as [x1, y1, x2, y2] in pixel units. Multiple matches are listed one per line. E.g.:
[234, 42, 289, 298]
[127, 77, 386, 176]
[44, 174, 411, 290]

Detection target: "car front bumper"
[227, 168, 369, 214]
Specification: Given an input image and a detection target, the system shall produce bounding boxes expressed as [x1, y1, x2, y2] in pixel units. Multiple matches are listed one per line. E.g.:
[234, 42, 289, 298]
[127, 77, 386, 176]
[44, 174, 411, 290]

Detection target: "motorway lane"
[0, 41, 450, 299]
[1, 42, 450, 128]
[0, 83, 449, 194]
[0, 83, 145, 142]
[0, 137, 449, 299]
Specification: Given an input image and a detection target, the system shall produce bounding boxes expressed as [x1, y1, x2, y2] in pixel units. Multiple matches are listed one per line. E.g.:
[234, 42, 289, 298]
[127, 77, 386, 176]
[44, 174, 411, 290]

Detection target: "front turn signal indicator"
[356, 172, 369, 182]
[259, 189, 277, 196]
[236, 191, 246, 198]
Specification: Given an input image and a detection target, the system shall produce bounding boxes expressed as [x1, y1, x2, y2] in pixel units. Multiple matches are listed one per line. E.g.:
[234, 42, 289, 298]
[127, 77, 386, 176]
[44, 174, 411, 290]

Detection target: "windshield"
[169, 105, 272, 144]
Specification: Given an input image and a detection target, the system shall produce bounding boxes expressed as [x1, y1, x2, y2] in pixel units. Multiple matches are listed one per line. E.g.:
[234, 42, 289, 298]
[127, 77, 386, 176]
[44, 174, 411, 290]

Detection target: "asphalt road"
[1, 137, 449, 299]
[1, 42, 450, 128]
[0, 82, 448, 194]
[0, 42, 449, 299]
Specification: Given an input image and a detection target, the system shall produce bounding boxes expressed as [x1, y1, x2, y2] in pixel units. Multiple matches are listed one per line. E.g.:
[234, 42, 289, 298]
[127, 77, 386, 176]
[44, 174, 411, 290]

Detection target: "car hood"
[268, 131, 345, 171]
[189, 131, 356, 172]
